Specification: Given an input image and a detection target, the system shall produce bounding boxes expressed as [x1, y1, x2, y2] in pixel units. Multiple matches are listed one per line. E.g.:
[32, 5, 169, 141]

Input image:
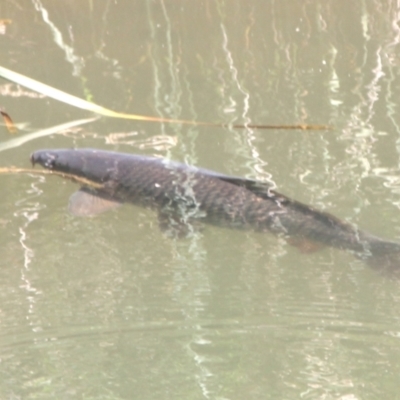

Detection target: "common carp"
[30, 148, 400, 272]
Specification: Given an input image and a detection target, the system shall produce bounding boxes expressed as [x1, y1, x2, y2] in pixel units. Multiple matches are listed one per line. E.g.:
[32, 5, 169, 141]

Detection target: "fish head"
[30, 148, 120, 184]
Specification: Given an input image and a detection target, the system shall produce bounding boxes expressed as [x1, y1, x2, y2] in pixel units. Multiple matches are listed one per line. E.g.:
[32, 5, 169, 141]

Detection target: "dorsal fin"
[214, 174, 274, 199]
[216, 174, 357, 233]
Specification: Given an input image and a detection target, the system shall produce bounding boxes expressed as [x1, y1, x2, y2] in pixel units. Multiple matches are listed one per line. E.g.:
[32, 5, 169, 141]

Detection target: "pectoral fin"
[286, 236, 324, 253]
[68, 188, 122, 217]
[157, 210, 203, 238]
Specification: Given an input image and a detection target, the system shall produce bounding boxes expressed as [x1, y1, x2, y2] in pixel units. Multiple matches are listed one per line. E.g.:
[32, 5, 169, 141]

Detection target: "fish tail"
[360, 240, 400, 275]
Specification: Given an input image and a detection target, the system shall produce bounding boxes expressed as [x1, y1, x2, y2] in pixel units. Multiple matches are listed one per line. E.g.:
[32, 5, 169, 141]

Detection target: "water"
[1, 1, 400, 399]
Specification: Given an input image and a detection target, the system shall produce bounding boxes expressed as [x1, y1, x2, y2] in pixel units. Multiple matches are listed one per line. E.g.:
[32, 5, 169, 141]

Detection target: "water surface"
[1, 1, 400, 399]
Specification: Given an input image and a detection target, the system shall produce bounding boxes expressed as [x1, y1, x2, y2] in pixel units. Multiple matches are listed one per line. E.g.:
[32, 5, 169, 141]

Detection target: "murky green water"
[1, 1, 400, 399]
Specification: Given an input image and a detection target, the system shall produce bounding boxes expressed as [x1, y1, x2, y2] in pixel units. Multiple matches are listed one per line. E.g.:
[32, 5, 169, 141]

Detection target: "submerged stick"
[0, 167, 104, 189]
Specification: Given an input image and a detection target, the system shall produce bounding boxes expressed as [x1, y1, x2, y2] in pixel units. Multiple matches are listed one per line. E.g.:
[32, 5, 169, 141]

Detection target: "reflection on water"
[2, 0, 400, 399]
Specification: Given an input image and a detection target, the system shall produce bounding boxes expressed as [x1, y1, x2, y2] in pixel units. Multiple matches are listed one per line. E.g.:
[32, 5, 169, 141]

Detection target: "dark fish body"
[31, 148, 400, 271]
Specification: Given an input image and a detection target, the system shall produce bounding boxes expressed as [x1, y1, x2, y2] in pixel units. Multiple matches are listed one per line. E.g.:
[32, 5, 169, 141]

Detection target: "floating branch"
[0, 65, 330, 131]
[0, 117, 98, 153]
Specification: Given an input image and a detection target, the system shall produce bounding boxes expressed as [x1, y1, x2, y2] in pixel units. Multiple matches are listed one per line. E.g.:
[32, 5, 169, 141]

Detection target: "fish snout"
[30, 150, 58, 169]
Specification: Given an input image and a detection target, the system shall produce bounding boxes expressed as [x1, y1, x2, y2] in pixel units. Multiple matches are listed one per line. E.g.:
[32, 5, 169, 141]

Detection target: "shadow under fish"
[30, 148, 400, 274]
